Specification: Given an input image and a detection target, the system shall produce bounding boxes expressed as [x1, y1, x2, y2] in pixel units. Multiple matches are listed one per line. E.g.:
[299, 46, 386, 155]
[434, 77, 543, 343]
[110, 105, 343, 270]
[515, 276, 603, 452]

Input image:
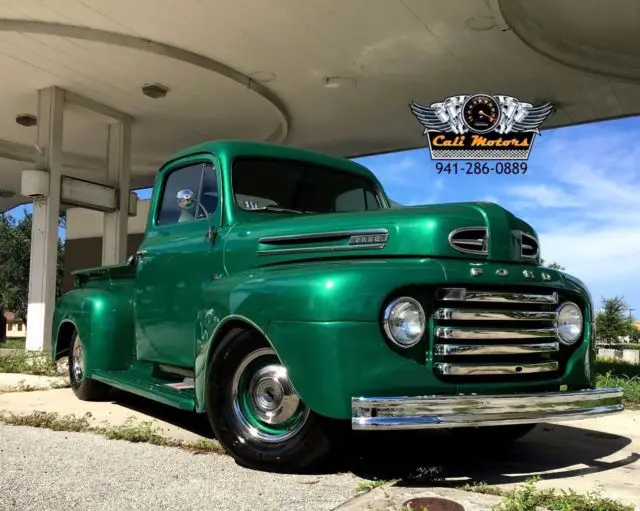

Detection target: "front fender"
[52, 287, 135, 375]
[195, 258, 594, 417]
[207, 257, 448, 324]
[194, 258, 447, 411]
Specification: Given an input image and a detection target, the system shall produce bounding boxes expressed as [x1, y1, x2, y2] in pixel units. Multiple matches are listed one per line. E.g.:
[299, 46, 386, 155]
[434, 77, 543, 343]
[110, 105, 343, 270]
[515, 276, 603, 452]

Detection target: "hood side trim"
[258, 228, 389, 256]
[259, 228, 388, 245]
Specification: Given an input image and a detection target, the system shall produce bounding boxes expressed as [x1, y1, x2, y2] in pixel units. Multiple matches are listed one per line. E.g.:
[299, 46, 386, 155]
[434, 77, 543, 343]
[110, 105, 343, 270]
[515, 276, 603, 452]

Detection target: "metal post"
[25, 86, 65, 352]
[102, 120, 132, 265]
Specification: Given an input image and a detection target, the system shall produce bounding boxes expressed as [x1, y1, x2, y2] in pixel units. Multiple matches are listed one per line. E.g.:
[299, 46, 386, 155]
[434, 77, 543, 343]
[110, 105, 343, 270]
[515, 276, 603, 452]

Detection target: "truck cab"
[52, 139, 623, 472]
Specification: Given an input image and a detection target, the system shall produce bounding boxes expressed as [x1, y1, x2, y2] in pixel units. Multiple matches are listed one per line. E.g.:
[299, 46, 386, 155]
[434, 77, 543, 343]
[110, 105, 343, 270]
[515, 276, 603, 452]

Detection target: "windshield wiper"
[254, 205, 308, 214]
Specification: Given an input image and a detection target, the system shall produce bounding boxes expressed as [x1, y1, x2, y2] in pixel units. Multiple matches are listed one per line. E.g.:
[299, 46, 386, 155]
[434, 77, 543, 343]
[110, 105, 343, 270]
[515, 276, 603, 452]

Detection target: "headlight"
[556, 302, 583, 345]
[383, 297, 426, 348]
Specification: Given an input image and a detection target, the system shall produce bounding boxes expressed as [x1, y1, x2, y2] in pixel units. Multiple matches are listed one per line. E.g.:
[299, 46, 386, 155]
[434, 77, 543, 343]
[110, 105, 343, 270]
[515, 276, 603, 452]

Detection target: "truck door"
[133, 157, 222, 369]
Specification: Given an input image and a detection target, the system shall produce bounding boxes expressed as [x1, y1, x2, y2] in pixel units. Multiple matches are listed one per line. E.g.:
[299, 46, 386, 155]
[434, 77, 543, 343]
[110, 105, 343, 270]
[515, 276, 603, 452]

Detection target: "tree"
[541, 258, 565, 271]
[0, 209, 65, 324]
[595, 296, 638, 344]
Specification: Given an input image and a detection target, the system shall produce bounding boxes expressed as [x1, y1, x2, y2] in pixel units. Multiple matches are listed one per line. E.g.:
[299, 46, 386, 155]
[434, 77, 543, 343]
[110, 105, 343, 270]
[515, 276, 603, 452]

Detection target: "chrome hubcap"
[231, 347, 309, 443]
[72, 337, 84, 382]
[249, 364, 301, 424]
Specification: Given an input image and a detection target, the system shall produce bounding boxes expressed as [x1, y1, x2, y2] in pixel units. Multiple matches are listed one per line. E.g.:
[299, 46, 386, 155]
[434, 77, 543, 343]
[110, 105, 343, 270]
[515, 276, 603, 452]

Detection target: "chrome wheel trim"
[231, 347, 310, 443]
[72, 336, 85, 383]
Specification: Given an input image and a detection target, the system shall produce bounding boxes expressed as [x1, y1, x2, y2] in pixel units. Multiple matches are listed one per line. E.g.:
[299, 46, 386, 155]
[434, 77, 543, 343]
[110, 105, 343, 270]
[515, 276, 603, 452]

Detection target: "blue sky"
[354, 117, 640, 313]
[7, 116, 639, 313]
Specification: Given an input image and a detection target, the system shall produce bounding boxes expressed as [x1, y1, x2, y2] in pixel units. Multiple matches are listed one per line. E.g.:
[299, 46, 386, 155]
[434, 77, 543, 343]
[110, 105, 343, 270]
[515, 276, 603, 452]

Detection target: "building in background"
[63, 201, 151, 293]
[3, 311, 26, 339]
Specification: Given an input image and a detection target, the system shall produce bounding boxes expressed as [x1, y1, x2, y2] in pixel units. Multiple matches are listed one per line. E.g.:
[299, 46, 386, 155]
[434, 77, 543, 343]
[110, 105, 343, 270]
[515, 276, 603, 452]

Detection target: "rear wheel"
[206, 328, 339, 472]
[68, 333, 110, 401]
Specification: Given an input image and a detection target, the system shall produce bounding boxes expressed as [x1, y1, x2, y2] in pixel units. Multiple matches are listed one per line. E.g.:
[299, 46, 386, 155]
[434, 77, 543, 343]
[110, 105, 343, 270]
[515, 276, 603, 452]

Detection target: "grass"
[1, 381, 71, 393]
[466, 477, 634, 511]
[354, 479, 395, 492]
[0, 338, 26, 350]
[0, 350, 63, 377]
[355, 472, 634, 511]
[596, 357, 640, 408]
[597, 344, 640, 351]
[0, 410, 226, 455]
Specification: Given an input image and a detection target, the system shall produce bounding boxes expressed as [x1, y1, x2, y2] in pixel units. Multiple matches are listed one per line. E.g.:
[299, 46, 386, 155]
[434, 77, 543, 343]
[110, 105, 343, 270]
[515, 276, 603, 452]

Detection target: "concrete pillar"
[25, 87, 64, 352]
[102, 121, 132, 265]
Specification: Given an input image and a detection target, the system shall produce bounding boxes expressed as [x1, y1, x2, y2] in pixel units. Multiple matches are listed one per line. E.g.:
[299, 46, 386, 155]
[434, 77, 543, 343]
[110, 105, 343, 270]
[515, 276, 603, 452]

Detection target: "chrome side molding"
[258, 228, 388, 255]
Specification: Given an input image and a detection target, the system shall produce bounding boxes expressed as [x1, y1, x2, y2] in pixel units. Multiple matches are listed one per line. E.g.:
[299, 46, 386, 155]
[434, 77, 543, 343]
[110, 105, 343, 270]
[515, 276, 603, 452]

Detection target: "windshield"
[232, 157, 384, 213]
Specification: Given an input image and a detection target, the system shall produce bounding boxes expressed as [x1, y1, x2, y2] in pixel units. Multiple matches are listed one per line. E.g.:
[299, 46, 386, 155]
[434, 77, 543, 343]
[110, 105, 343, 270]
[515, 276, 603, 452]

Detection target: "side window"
[335, 188, 381, 212]
[197, 163, 219, 219]
[364, 190, 381, 210]
[156, 162, 218, 225]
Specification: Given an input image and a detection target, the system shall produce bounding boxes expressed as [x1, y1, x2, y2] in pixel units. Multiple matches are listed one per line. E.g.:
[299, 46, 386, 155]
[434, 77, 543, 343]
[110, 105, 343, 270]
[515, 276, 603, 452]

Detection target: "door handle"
[136, 250, 147, 258]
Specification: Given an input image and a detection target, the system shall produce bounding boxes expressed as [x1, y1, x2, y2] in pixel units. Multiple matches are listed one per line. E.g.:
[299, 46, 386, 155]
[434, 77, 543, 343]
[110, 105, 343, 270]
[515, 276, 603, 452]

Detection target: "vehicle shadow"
[343, 423, 639, 487]
[103, 389, 638, 485]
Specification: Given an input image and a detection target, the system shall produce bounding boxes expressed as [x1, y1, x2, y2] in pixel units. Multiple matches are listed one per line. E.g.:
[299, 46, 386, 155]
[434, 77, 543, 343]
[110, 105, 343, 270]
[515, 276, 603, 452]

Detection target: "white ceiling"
[1, 0, 640, 212]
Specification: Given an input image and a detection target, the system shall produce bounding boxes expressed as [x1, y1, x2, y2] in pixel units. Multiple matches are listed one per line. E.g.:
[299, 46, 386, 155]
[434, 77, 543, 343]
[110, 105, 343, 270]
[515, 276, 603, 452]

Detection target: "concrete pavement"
[0, 373, 69, 392]
[0, 381, 639, 509]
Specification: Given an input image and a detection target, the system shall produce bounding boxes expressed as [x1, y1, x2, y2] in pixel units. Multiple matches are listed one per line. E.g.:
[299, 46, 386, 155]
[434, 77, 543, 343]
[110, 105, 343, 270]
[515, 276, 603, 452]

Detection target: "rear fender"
[52, 288, 135, 375]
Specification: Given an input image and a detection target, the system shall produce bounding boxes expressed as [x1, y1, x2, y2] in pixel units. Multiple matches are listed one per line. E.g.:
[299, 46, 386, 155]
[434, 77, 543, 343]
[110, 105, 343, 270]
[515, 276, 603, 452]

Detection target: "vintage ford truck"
[52, 139, 623, 471]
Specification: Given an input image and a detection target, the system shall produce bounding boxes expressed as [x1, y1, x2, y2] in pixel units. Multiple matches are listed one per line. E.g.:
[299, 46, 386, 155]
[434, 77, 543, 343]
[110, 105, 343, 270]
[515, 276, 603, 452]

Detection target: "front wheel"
[206, 329, 340, 472]
[68, 333, 110, 401]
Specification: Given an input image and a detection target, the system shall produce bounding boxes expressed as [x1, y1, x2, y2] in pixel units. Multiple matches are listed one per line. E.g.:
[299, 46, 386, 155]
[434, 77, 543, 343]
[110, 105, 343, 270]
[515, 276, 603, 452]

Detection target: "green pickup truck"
[52, 139, 623, 472]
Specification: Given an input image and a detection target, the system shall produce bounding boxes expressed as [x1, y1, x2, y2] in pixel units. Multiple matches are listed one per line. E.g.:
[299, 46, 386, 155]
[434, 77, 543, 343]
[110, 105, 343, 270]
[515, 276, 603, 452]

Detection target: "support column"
[102, 120, 131, 265]
[25, 87, 64, 352]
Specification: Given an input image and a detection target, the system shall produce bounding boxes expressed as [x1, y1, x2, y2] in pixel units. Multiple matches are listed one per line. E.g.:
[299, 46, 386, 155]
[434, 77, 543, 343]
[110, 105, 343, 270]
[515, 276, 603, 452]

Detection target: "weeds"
[466, 477, 633, 511]
[0, 351, 63, 377]
[354, 479, 395, 492]
[596, 357, 640, 408]
[0, 410, 93, 432]
[0, 338, 26, 350]
[1, 380, 71, 392]
[0, 410, 226, 455]
[461, 481, 504, 496]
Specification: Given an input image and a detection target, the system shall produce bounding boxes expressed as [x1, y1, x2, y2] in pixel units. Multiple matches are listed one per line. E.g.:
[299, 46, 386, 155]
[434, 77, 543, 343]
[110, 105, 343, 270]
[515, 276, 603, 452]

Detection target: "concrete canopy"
[1, 0, 640, 213]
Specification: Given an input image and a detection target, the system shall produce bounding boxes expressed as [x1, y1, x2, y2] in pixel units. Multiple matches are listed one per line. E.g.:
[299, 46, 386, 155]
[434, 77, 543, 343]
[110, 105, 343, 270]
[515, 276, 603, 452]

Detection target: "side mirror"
[177, 189, 195, 210]
[176, 189, 216, 244]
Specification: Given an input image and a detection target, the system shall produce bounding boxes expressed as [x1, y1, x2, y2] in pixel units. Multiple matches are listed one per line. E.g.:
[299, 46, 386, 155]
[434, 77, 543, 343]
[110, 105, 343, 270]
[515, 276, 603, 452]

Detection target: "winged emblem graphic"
[409, 96, 466, 135]
[409, 95, 554, 135]
[494, 95, 554, 134]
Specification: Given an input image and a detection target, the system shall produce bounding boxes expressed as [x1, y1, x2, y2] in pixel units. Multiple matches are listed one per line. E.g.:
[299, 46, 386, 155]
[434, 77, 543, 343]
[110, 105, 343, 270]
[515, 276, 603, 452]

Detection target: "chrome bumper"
[351, 387, 624, 430]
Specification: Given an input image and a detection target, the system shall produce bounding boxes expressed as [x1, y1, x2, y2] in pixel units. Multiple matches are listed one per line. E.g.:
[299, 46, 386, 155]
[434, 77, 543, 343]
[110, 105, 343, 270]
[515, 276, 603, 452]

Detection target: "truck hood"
[223, 202, 539, 273]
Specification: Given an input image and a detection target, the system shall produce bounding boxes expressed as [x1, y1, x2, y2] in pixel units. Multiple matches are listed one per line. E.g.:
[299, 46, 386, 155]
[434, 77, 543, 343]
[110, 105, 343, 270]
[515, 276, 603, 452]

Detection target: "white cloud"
[539, 225, 640, 283]
[505, 184, 585, 209]
[378, 155, 418, 186]
[492, 128, 640, 303]
[404, 178, 445, 206]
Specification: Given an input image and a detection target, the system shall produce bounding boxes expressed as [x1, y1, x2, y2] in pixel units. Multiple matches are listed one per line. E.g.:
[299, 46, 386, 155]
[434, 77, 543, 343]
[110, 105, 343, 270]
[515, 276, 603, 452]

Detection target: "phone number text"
[435, 161, 528, 175]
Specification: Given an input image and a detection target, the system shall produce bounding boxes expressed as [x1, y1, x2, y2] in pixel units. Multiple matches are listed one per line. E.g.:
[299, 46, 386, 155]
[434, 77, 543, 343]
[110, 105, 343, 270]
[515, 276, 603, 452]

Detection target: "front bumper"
[351, 387, 624, 430]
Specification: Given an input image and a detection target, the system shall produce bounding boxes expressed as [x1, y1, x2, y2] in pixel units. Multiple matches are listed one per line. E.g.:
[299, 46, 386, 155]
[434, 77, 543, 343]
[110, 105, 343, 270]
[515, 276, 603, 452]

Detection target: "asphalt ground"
[1, 386, 639, 510]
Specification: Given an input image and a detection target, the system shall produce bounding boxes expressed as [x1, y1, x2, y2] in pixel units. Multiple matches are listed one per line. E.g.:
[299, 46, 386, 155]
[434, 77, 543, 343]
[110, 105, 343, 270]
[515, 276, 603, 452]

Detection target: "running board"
[91, 369, 196, 411]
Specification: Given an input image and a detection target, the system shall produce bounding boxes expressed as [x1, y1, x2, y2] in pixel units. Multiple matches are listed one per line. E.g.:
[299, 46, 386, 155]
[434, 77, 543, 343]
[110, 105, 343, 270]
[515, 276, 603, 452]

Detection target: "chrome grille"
[433, 287, 563, 379]
[448, 227, 488, 255]
[521, 232, 539, 259]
